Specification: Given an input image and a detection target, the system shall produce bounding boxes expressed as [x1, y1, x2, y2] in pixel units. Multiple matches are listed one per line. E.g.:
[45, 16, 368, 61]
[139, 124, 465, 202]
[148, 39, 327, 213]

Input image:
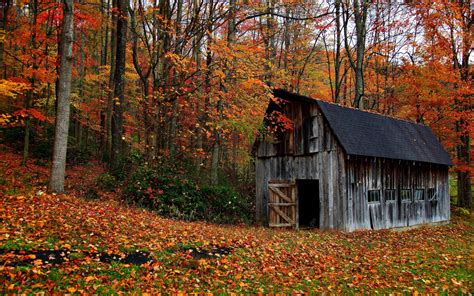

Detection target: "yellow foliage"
[0, 80, 31, 100]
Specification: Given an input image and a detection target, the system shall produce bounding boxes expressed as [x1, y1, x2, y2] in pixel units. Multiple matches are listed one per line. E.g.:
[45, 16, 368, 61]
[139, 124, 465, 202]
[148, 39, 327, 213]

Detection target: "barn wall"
[256, 102, 348, 230]
[345, 158, 450, 231]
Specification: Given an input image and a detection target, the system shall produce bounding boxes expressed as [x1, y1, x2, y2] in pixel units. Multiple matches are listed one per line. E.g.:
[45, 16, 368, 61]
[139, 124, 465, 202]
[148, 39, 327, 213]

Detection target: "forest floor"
[0, 145, 473, 294]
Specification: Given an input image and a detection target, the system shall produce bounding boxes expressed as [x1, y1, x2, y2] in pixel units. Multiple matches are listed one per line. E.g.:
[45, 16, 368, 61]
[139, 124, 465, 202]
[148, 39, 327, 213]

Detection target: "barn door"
[268, 181, 298, 229]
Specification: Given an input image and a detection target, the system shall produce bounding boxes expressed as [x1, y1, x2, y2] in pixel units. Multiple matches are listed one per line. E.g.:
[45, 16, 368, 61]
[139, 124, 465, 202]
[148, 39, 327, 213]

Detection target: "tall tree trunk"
[194, 0, 204, 170]
[334, 0, 342, 103]
[110, 0, 127, 170]
[343, 0, 369, 109]
[455, 0, 472, 208]
[22, 91, 32, 166]
[353, 0, 368, 109]
[49, 0, 74, 193]
[105, 0, 117, 162]
[130, 2, 153, 160]
[101, 0, 109, 66]
[0, 0, 9, 79]
[170, 0, 184, 155]
[169, 0, 183, 155]
[263, 0, 276, 85]
[99, 0, 109, 153]
[23, 0, 38, 166]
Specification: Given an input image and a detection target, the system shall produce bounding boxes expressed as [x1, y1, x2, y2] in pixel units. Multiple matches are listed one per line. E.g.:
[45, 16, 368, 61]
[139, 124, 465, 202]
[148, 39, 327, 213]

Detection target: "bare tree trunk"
[169, 0, 183, 155]
[207, 0, 219, 185]
[49, 0, 74, 193]
[105, 0, 117, 162]
[101, 0, 109, 66]
[334, 0, 342, 102]
[22, 91, 31, 166]
[263, 0, 276, 85]
[343, 0, 369, 109]
[99, 0, 109, 153]
[194, 0, 204, 170]
[23, 0, 38, 166]
[110, 0, 127, 170]
[0, 0, 9, 79]
[130, 1, 154, 160]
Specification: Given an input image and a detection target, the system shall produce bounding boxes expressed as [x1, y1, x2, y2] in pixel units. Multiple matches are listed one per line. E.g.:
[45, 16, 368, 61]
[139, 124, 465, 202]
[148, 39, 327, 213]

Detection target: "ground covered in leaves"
[0, 147, 473, 293]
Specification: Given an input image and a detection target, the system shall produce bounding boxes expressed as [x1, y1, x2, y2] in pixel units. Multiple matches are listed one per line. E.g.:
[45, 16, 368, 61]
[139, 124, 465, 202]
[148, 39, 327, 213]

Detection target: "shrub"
[200, 186, 252, 224]
[124, 166, 252, 224]
[96, 173, 117, 192]
[109, 149, 144, 181]
[84, 187, 100, 200]
[454, 207, 471, 218]
[67, 145, 93, 165]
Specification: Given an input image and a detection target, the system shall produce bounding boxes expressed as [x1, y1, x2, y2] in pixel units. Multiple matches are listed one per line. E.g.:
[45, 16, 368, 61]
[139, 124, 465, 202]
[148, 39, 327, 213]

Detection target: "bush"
[96, 173, 117, 192]
[200, 186, 252, 224]
[84, 187, 100, 200]
[67, 145, 93, 165]
[123, 166, 252, 224]
[454, 207, 471, 218]
[109, 149, 144, 181]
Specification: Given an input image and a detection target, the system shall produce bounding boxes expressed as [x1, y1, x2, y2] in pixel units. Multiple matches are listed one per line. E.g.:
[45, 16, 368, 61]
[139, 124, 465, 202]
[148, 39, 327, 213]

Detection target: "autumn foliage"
[0, 0, 471, 194]
[0, 0, 472, 292]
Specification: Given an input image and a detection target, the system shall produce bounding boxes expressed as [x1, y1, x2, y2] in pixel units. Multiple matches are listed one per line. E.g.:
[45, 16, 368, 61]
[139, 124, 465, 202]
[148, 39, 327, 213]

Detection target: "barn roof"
[273, 89, 452, 166]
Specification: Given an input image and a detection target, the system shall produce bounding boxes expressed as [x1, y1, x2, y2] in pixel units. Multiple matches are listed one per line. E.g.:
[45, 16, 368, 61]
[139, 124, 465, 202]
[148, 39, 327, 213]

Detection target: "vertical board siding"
[345, 158, 450, 231]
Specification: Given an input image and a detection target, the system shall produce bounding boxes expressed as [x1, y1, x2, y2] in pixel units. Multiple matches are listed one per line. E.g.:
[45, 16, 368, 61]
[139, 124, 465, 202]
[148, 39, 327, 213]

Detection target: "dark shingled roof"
[273, 89, 452, 166]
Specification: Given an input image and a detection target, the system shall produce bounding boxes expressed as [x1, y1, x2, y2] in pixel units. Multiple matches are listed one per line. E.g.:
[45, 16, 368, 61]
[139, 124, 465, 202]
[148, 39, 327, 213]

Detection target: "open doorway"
[297, 179, 320, 228]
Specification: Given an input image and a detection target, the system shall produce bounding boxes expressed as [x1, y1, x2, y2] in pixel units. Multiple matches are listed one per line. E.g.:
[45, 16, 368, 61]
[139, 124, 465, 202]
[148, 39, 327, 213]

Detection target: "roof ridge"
[315, 99, 428, 127]
[271, 88, 452, 166]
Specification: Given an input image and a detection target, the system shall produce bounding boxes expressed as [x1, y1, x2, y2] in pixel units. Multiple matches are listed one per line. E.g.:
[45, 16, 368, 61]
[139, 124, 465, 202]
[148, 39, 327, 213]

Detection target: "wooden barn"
[255, 90, 452, 231]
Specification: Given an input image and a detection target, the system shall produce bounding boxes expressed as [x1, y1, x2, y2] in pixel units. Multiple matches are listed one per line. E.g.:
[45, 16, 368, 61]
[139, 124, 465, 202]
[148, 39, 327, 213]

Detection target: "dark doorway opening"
[297, 179, 320, 228]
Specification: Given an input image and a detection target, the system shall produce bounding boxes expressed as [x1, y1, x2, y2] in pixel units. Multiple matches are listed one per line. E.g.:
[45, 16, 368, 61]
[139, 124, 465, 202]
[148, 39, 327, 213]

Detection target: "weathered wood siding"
[256, 102, 348, 230]
[345, 158, 450, 231]
[256, 100, 450, 231]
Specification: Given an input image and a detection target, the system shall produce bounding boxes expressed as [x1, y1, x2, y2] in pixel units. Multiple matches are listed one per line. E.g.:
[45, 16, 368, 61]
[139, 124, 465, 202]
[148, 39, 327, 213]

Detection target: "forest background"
[0, 0, 471, 218]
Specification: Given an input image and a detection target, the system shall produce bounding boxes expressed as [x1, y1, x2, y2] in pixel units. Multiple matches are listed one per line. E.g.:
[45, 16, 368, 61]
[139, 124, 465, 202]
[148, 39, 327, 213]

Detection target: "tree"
[49, 0, 74, 193]
[342, 0, 370, 109]
[110, 0, 128, 170]
[411, 0, 472, 208]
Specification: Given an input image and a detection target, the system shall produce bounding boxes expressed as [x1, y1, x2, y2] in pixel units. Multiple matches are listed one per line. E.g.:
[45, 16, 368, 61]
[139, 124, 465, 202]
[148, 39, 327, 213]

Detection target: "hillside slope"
[0, 148, 472, 293]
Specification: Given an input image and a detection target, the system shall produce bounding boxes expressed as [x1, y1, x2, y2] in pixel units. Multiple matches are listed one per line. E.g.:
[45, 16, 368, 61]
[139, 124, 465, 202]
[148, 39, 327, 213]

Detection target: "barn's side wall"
[345, 158, 450, 231]
[256, 102, 349, 230]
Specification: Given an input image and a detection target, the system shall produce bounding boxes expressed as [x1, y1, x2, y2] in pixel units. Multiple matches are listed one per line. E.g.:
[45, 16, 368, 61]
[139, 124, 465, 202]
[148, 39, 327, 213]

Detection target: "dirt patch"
[0, 249, 154, 266]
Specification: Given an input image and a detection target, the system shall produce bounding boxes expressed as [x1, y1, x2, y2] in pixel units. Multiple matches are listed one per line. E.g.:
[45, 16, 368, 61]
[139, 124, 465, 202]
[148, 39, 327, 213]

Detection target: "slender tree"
[110, 0, 128, 170]
[49, 0, 74, 192]
[343, 0, 370, 109]
[0, 0, 10, 79]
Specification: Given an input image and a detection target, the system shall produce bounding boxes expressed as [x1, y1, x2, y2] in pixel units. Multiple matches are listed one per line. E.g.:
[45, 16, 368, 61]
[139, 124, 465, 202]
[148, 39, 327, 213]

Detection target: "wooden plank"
[295, 183, 299, 230]
[269, 205, 295, 224]
[269, 223, 293, 227]
[268, 183, 296, 187]
[268, 186, 293, 203]
[268, 203, 296, 206]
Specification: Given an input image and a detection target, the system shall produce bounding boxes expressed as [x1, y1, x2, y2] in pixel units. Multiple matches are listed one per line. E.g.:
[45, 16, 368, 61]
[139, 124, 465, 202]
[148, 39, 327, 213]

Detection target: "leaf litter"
[0, 147, 472, 293]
